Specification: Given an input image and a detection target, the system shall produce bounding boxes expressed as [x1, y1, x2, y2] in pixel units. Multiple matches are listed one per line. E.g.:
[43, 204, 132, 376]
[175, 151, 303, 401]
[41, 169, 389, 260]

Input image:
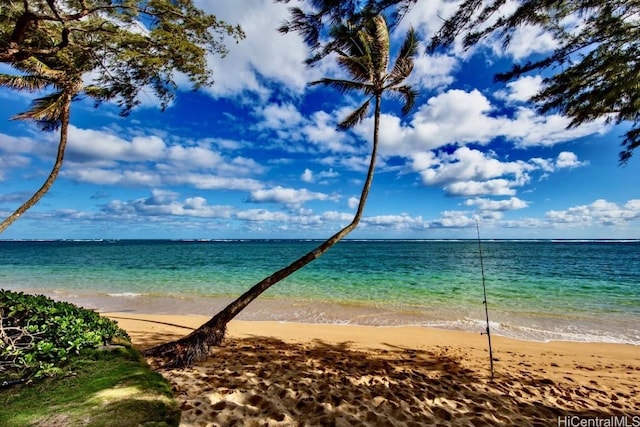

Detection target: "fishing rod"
[476, 219, 494, 379]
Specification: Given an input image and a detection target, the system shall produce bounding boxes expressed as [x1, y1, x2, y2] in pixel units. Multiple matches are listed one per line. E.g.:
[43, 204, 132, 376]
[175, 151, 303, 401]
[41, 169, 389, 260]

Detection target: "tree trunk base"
[143, 320, 227, 368]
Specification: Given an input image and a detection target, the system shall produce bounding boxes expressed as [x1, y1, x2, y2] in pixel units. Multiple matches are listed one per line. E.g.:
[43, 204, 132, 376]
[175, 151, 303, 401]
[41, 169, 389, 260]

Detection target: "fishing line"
[476, 219, 494, 379]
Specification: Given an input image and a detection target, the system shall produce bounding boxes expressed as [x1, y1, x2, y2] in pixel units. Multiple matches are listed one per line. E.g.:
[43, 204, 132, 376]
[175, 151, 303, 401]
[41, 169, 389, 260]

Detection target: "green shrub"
[1, 290, 129, 381]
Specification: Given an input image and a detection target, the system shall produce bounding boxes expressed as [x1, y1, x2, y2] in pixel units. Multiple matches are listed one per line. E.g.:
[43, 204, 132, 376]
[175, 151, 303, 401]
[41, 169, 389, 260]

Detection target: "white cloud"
[411, 147, 588, 198]
[556, 151, 588, 169]
[254, 105, 352, 154]
[67, 128, 165, 162]
[496, 75, 544, 103]
[247, 186, 338, 207]
[46, 126, 268, 190]
[409, 52, 458, 90]
[348, 197, 360, 210]
[444, 179, 518, 197]
[327, 89, 608, 160]
[173, 174, 263, 191]
[301, 168, 314, 183]
[398, 0, 461, 42]
[0, 154, 30, 181]
[417, 147, 532, 186]
[362, 214, 428, 231]
[430, 210, 476, 228]
[256, 103, 305, 133]
[0, 133, 39, 154]
[493, 24, 558, 60]
[196, 0, 317, 99]
[303, 111, 352, 153]
[106, 190, 236, 218]
[464, 197, 529, 211]
[235, 209, 292, 222]
[165, 145, 224, 169]
[65, 169, 161, 186]
[546, 199, 640, 227]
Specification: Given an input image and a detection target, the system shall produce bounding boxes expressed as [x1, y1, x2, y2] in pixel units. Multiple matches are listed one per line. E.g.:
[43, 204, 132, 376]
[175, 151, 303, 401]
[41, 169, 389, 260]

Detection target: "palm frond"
[396, 27, 419, 62]
[388, 85, 419, 115]
[0, 74, 52, 92]
[389, 27, 418, 84]
[338, 98, 372, 130]
[13, 92, 68, 127]
[315, 14, 419, 139]
[370, 15, 390, 80]
[309, 78, 371, 95]
[337, 55, 373, 83]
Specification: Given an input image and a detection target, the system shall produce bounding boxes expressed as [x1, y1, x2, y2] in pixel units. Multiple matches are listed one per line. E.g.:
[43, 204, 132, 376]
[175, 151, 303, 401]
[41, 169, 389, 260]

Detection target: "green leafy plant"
[1, 290, 129, 381]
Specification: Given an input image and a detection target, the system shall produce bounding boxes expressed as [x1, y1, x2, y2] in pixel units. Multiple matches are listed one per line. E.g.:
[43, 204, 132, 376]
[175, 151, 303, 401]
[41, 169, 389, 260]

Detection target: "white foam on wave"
[107, 292, 143, 298]
[421, 317, 640, 345]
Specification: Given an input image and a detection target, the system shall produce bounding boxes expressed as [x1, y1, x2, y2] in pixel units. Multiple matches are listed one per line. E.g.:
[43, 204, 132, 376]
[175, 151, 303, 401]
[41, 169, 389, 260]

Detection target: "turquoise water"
[1, 239, 639, 344]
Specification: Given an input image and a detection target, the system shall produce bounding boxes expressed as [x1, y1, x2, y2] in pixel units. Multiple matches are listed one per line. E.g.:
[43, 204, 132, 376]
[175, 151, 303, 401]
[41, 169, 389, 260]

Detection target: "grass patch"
[0, 344, 180, 427]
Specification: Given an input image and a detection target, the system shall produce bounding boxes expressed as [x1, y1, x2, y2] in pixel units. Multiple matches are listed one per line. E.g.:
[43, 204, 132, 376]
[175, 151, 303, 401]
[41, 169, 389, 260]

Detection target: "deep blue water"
[1, 239, 639, 344]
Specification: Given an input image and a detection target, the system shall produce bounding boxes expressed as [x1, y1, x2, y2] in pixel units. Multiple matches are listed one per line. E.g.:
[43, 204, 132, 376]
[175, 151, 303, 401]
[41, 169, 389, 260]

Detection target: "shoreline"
[104, 312, 640, 356]
[106, 313, 640, 426]
[52, 289, 639, 345]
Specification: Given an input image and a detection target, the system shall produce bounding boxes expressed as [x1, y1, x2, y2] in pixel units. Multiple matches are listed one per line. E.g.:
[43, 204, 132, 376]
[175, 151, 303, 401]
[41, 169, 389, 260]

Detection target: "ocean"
[1, 239, 639, 345]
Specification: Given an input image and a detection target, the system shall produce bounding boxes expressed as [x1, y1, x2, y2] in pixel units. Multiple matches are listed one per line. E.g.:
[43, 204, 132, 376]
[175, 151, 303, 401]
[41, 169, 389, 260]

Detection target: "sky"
[1, 0, 639, 240]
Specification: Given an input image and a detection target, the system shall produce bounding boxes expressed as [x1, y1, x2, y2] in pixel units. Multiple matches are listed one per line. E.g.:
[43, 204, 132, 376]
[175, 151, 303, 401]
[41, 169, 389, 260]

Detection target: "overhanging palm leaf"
[339, 98, 373, 130]
[0, 74, 51, 92]
[13, 92, 70, 130]
[0, 58, 85, 233]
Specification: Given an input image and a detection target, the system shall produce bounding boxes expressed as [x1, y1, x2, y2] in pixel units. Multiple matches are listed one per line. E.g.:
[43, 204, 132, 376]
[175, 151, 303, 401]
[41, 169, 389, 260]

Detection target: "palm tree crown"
[310, 14, 418, 130]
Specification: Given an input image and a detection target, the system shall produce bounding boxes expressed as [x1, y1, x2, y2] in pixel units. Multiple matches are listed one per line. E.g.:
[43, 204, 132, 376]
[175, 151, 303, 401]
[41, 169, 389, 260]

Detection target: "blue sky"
[1, 0, 639, 240]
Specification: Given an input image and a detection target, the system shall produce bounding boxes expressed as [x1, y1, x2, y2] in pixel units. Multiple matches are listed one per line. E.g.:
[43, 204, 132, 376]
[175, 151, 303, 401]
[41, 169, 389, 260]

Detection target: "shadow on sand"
[144, 336, 637, 426]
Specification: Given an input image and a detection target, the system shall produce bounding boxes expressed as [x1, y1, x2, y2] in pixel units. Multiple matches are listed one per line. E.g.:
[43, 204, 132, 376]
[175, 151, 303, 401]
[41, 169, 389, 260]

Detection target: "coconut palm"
[0, 57, 85, 233]
[146, 14, 419, 367]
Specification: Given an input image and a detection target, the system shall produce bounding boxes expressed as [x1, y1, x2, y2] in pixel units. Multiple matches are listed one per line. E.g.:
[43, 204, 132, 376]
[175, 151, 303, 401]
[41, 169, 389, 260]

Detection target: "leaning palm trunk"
[0, 97, 71, 233]
[145, 98, 383, 366]
[145, 15, 417, 367]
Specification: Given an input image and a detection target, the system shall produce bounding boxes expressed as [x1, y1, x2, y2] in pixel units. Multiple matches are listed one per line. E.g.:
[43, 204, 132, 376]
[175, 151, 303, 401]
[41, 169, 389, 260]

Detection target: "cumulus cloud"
[106, 190, 236, 218]
[196, 0, 323, 99]
[430, 210, 477, 228]
[348, 197, 360, 210]
[413, 147, 533, 196]
[301, 168, 314, 183]
[42, 125, 268, 191]
[67, 128, 165, 162]
[464, 197, 529, 211]
[0, 154, 30, 181]
[247, 186, 338, 207]
[255, 103, 306, 137]
[409, 51, 458, 90]
[493, 24, 558, 60]
[253, 104, 352, 154]
[556, 151, 588, 169]
[546, 199, 640, 227]
[362, 214, 428, 231]
[444, 179, 518, 197]
[411, 147, 588, 198]
[496, 75, 544, 103]
[171, 174, 263, 191]
[342, 89, 611, 158]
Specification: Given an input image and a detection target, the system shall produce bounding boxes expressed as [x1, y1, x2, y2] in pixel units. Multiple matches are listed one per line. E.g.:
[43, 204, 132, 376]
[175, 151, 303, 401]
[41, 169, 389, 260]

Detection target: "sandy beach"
[106, 313, 640, 426]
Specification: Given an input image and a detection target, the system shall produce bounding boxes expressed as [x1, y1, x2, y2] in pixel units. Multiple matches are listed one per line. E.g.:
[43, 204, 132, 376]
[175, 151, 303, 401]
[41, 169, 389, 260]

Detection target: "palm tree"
[146, 14, 419, 367]
[0, 57, 83, 233]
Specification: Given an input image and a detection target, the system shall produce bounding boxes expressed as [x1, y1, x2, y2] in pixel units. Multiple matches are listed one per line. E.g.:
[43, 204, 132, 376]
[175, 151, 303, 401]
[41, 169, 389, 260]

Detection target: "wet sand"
[106, 313, 640, 426]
